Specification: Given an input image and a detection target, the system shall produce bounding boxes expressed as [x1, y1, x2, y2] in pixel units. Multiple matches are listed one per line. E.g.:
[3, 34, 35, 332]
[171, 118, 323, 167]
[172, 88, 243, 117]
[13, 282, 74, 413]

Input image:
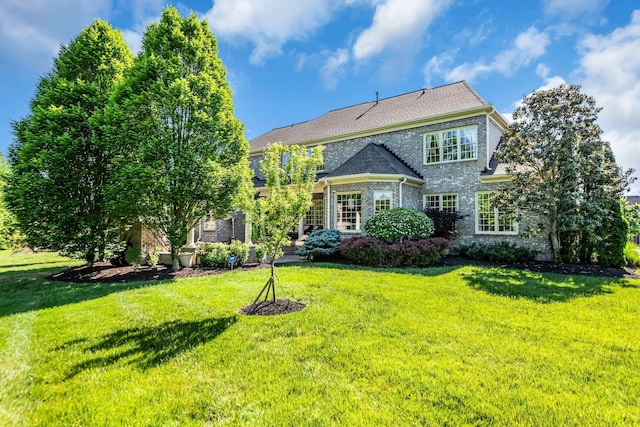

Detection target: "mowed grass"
[1, 251, 639, 426]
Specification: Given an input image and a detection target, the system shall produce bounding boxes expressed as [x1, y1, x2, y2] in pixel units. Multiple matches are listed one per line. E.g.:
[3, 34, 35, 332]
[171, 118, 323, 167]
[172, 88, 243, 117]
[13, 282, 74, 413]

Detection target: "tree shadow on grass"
[462, 267, 622, 303]
[62, 316, 237, 379]
[0, 276, 170, 318]
[291, 261, 464, 277]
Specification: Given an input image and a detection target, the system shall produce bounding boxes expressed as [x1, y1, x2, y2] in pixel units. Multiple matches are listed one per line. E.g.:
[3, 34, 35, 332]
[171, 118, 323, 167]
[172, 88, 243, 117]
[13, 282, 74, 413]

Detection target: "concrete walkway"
[274, 254, 304, 263]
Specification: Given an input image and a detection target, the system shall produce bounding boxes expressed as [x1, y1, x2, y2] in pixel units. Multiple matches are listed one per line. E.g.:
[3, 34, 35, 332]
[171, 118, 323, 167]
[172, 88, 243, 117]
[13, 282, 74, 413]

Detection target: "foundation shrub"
[457, 241, 538, 263]
[624, 242, 639, 266]
[296, 229, 342, 261]
[363, 208, 434, 243]
[199, 241, 249, 268]
[340, 236, 449, 267]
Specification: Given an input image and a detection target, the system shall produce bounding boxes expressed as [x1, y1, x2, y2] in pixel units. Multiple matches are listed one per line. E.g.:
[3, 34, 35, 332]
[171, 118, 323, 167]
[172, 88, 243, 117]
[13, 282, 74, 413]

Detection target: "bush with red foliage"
[423, 208, 464, 238]
[339, 236, 449, 267]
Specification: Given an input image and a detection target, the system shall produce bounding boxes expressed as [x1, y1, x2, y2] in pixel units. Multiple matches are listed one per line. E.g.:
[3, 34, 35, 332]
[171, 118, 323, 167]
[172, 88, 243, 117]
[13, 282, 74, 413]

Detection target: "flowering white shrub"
[363, 208, 434, 243]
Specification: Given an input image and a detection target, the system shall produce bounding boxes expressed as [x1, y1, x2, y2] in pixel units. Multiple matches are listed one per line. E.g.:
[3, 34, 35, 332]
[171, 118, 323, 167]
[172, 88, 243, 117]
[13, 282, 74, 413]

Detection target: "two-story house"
[189, 80, 551, 260]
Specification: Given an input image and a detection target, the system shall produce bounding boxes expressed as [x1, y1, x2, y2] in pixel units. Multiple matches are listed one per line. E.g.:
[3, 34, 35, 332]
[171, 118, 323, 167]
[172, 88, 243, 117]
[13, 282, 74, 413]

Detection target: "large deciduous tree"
[7, 21, 132, 264]
[495, 84, 633, 265]
[106, 7, 251, 270]
[250, 143, 323, 311]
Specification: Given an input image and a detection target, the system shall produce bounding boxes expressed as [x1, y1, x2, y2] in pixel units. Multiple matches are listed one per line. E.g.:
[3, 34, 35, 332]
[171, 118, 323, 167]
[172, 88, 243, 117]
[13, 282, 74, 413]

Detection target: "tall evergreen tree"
[0, 154, 25, 250]
[495, 84, 633, 263]
[106, 7, 251, 270]
[7, 21, 132, 265]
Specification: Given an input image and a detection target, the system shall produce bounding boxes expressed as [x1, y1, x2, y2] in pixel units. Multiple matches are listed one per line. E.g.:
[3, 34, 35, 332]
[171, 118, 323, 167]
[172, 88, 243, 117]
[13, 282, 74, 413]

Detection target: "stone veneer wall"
[248, 113, 552, 260]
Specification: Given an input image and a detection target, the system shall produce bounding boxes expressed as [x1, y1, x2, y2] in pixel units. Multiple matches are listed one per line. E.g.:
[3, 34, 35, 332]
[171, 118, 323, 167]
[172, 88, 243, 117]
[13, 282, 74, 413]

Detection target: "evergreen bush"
[296, 229, 342, 260]
[597, 200, 628, 268]
[457, 241, 538, 263]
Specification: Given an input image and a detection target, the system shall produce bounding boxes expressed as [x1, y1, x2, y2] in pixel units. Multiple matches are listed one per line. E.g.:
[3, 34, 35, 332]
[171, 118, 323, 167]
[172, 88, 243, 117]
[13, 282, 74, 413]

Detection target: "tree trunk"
[86, 250, 95, 268]
[549, 218, 560, 263]
[270, 261, 277, 301]
[171, 245, 180, 271]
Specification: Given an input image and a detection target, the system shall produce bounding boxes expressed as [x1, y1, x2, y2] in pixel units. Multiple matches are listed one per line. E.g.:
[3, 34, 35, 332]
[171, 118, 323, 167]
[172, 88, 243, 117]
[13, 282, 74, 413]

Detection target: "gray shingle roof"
[325, 143, 422, 179]
[627, 195, 640, 205]
[250, 81, 487, 152]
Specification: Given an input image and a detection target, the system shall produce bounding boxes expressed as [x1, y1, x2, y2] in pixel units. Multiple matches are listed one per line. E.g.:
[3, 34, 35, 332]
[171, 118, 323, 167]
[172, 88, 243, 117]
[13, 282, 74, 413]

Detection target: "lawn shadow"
[0, 276, 172, 318]
[290, 261, 464, 277]
[62, 316, 237, 378]
[462, 267, 617, 303]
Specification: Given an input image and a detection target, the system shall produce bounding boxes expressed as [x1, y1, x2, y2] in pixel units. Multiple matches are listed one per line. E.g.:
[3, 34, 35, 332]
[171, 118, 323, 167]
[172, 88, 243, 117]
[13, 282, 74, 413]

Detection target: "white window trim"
[475, 191, 518, 235]
[335, 191, 362, 233]
[423, 193, 459, 211]
[423, 125, 478, 165]
[373, 190, 393, 213]
[203, 212, 217, 231]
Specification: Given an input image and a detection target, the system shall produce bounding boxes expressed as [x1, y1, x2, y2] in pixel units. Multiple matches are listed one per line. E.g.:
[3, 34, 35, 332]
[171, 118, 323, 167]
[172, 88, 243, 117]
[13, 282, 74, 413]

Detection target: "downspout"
[486, 112, 491, 170]
[323, 179, 330, 229]
[399, 177, 407, 208]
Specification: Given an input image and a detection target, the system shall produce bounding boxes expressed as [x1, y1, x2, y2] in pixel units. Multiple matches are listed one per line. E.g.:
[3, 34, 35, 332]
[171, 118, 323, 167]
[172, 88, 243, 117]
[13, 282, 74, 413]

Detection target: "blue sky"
[1, 0, 639, 194]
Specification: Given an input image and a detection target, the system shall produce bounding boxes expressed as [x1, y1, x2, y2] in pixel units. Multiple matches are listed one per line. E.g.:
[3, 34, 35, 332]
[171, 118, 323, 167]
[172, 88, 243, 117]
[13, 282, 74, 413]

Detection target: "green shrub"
[296, 229, 342, 260]
[624, 242, 639, 266]
[457, 241, 538, 263]
[125, 246, 142, 267]
[199, 241, 249, 268]
[597, 200, 628, 268]
[339, 236, 449, 267]
[145, 247, 160, 267]
[363, 207, 434, 243]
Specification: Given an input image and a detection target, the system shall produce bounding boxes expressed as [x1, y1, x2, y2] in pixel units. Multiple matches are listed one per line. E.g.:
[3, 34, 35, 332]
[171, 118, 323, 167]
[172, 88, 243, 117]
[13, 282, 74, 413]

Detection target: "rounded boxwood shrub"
[363, 207, 434, 243]
[296, 229, 342, 260]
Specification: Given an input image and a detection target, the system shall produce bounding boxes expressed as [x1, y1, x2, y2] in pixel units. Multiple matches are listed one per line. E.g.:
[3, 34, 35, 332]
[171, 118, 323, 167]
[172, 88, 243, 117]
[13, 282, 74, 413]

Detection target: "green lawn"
[1, 251, 639, 426]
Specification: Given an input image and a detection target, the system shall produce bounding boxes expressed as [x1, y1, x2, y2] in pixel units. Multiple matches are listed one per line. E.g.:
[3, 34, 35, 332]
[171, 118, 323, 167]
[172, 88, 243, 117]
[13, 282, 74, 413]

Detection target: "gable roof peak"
[250, 80, 490, 152]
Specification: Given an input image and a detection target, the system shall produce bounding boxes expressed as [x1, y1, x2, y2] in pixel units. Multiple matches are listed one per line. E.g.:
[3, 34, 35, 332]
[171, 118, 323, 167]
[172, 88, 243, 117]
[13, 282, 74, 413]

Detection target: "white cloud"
[204, 0, 341, 65]
[352, 0, 451, 60]
[543, 0, 608, 19]
[535, 63, 567, 90]
[320, 49, 350, 90]
[121, 29, 143, 55]
[0, 0, 112, 71]
[422, 51, 456, 87]
[577, 10, 640, 193]
[444, 27, 550, 82]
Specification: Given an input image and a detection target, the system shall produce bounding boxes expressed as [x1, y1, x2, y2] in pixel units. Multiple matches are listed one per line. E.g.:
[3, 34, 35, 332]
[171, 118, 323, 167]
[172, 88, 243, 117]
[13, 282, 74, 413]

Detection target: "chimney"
[375, 91, 379, 103]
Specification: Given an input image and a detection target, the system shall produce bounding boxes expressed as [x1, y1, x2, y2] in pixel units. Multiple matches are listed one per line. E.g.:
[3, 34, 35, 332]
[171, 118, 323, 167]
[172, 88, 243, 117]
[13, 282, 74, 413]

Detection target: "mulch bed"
[239, 299, 306, 316]
[434, 256, 640, 279]
[49, 261, 267, 284]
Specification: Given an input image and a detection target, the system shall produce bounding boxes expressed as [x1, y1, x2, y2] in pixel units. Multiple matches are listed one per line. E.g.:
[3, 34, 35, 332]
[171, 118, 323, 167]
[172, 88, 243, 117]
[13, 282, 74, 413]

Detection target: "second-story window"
[424, 126, 477, 164]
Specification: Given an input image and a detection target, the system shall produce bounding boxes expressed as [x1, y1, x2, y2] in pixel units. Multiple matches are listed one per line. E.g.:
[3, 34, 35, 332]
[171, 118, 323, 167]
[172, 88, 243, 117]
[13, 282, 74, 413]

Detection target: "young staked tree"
[495, 84, 632, 264]
[250, 143, 323, 310]
[106, 7, 251, 270]
[6, 21, 132, 265]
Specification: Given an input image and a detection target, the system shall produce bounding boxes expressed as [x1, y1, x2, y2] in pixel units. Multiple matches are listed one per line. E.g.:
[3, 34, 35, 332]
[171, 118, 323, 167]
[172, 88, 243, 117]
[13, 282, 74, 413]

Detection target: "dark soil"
[239, 299, 306, 316]
[50, 261, 267, 284]
[435, 256, 640, 279]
